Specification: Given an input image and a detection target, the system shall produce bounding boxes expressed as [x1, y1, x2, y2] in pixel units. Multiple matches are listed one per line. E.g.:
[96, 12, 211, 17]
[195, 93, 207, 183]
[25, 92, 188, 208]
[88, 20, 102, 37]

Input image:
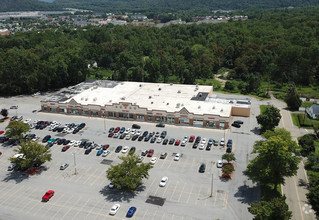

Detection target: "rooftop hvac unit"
[158, 88, 161, 91]
[167, 103, 169, 105]
[149, 96, 152, 99]
[93, 97, 97, 101]
[220, 108, 223, 112]
[151, 102, 153, 104]
[198, 105, 201, 109]
[170, 83, 173, 86]
[121, 97, 125, 100]
[139, 84, 142, 87]
[109, 100, 112, 102]
[212, 106, 215, 109]
[81, 97, 84, 100]
[176, 103, 180, 108]
[199, 93, 202, 97]
[85, 98, 88, 101]
[177, 90, 181, 93]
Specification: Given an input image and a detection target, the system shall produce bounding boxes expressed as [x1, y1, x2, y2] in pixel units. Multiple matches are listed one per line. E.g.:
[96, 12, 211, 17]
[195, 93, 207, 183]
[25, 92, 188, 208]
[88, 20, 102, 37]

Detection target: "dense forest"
[1, 7, 319, 96]
[2, 0, 319, 12]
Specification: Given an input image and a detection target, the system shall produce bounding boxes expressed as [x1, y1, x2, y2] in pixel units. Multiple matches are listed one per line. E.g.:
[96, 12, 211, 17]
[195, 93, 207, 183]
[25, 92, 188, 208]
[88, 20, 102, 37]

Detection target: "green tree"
[305, 152, 319, 172]
[5, 121, 30, 139]
[10, 141, 52, 170]
[306, 172, 319, 215]
[1, 108, 8, 118]
[285, 86, 301, 111]
[222, 153, 236, 163]
[222, 164, 235, 177]
[298, 134, 316, 156]
[256, 105, 281, 132]
[106, 152, 152, 192]
[245, 132, 301, 191]
[249, 196, 292, 220]
[224, 81, 236, 91]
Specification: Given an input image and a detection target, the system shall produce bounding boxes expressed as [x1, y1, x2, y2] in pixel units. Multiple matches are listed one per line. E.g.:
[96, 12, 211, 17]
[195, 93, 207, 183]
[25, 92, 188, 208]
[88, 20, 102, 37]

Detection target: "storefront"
[69, 108, 78, 115]
[179, 117, 190, 124]
[193, 119, 203, 127]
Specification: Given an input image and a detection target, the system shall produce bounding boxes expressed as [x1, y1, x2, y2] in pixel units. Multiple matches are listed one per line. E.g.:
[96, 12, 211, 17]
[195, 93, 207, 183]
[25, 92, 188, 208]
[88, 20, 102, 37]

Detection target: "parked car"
[227, 139, 233, 148]
[8, 163, 16, 171]
[160, 131, 167, 138]
[234, 120, 244, 124]
[169, 138, 175, 145]
[192, 143, 198, 149]
[61, 146, 70, 152]
[141, 150, 148, 156]
[232, 122, 241, 128]
[108, 133, 114, 137]
[120, 127, 125, 133]
[96, 149, 103, 156]
[147, 149, 154, 157]
[42, 135, 51, 143]
[132, 124, 141, 129]
[226, 146, 232, 153]
[142, 131, 148, 137]
[220, 138, 225, 146]
[108, 127, 114, 133]
[126, 206, 137, 217]
[122, 146, 129, 153]
[115, 146, 122, 153]
[162, 138, 168, 145]
[48, 138, 55, 144]
[156, 123, 165, 127]
[174, 139, 181, 146]
[150, 137, 156, 143]
[174, 153, 181, 161]
[103, 144, 110, 150]
[199, 144, 205, 150]
[125, 134, 131, 140]
[195, 136, 201, 143]
[144, 135, 150, 142]
[129, 147, 136, 153]
[114, 127, 120, 133]
[199, 163, 206, 173]
[0, 130, 4, 135]
[138, 136, 144, 141]
[160, 152, 167, 159]
[84, 149, 92, 154]
[109, 204, 121, 215]
[60, 163, 69, 170]
[131, 135, 139, 141]
[159, 176, 168, 187]
[213, 139, 219, 146]
[217, 160, 223, 168]
[102, 150, 111, 157]
[42, 190, 55, 202]
[150, 157, 158, 165]
[156, 138, 162, 143]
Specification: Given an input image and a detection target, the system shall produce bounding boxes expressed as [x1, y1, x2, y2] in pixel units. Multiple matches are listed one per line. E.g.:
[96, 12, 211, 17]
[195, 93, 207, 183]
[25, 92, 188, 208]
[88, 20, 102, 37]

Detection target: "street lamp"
[73, 153, 77, 175]
[210, 161, 215, 197]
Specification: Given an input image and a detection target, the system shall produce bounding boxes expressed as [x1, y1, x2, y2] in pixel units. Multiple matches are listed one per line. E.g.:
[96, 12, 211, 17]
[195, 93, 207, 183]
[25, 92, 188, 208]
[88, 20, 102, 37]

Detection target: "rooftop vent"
[167, 103, 169, 105]
[220, 108, 223, 112]
[121, 97, 125, 100]
[109, 100, 112, 103]
[85, 98, 88, 101]
[139, 84, 142, 87]
[81, 97, 84, 100]
[212, 106, 215, 109]
[196, 84, 199, 88]
[176, 103, 180, 108]
[199, 93, 202, 97]
[158, 88, 161, 91]
[149, 96, 152, 99]
[198, 105, 201, 109]
[177, 90, 181, 93]
[93, 97, 97, 101]
[170, 83, 173, 86]
[151, 102, 153, 104]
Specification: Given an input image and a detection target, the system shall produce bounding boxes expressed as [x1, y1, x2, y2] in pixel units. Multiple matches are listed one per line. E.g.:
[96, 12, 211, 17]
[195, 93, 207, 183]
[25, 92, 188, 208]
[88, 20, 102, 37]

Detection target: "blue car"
[85, 149, 92, 154]
[96, 149, 103, 156]
[126, 207, 136, 217]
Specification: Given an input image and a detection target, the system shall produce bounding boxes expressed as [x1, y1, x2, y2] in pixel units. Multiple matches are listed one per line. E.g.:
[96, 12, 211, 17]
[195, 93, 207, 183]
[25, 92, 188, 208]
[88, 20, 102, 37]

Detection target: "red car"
[175, 140, 181, 146]
[62, 146, 70, 152]
[108, 133, 114, 138]
[189, 136, 195, 142]
[42, 190, 55, 201]
[103, 144, 110, 150]
[114, 127, 121, 133]
[147, 149, 154, 157]
[0, 130, 4, 135]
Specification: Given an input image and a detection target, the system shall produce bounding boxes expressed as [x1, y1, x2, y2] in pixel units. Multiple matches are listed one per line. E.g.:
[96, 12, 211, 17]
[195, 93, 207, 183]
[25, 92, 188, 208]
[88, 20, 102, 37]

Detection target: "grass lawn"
[260, 105, 268, 114]
[291, 113, 319, 128]
[301, 101, 314, 108]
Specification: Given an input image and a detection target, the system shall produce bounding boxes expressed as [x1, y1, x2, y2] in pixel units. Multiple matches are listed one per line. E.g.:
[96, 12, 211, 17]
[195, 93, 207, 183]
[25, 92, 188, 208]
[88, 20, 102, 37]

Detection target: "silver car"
[60, 163, 69, 170]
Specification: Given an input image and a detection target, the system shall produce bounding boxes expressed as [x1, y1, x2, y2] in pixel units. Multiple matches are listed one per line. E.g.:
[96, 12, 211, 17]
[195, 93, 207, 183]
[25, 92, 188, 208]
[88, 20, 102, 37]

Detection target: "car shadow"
[250, 127, 261, 135]
[234, 184, 260, 204]
[2, 170, 30, 183]
[99, 184, 146, 203]
[298, 178, 309, 189]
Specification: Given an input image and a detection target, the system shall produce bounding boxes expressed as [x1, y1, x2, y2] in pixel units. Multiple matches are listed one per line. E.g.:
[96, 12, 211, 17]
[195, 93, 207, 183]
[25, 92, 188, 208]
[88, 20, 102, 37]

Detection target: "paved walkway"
[268, 94, 316, 220]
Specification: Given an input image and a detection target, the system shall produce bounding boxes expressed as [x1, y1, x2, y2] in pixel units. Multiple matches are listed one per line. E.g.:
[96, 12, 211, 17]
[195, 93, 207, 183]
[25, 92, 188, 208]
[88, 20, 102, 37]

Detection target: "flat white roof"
[63, 81, 232, 117]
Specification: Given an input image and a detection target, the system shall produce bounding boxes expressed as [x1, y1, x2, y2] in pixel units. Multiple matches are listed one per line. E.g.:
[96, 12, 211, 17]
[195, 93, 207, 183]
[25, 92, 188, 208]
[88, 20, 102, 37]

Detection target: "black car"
[149, 132, 155, 137]
[53, 138, 60, 144]
[227, 139, 233, 148]
[84, 142, 92, 149]
[144, 136, 150, 142]
[73, 128, 79, 134]
[169, 138, 175, 145]
[132, 124, 141, 129]
[156, 123, 165, 128]
[142, 131, 148, 137]
[0, 136, 9, 143]
[52, 127, 59, 132]
[78, 123, 86, 129]
[150, 137, 156, 143]
[57, 139, 66, 145]
[42, 135, 51, 143]
[57, 127, 64, 132]
[115, 145, 123, 153]
[108, 127, 115, 133]
[206, 145, 211, 151]
[162, 138, 168, 145]
[63, 139, 70, 145]
[232, 122, 241, 128]
[234, 120, 244, 124]
[192, 143, 198, 149]
[160, 131, 167, 138]
[199, 163, 206, 173]
[226, 146, 232, 153]
[132, 135, 139, 141]
[7, 138, 19, 145]
[45, 142, 54, 148]
[129, 147, 136, 153]
[85, 148, 92, 154]
[79, 140, 86, 148]
[138, 136, 144, 141]
[195, 136, 201, 144]
[119, 133, 126, 139]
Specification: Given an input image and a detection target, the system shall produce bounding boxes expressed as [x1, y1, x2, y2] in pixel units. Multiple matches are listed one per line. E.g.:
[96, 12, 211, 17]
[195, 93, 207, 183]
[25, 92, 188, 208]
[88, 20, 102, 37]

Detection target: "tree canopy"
[5, 121, 30, 139]
[1, 108, 8, 118]
[106, 152, 152, 192]
[222, 153, 236, 163]
[245, 128, 301, 190]
[256, 105, 281, 132]
[10, 141, 52, 170]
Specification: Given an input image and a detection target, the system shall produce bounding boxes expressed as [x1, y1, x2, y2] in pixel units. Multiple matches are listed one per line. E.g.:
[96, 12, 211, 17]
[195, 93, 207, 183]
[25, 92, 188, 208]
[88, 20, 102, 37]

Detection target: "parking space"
[0, 93, 261, 220]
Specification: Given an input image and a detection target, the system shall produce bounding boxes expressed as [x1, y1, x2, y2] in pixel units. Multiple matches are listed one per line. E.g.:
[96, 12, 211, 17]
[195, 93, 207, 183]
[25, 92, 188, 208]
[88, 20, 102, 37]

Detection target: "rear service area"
[0, 93, 261, 220]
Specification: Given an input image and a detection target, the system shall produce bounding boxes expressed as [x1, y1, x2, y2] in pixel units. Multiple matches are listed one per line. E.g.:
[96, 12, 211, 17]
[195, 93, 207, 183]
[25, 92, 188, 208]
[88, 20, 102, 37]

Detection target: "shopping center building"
[41, 80, 251, 129]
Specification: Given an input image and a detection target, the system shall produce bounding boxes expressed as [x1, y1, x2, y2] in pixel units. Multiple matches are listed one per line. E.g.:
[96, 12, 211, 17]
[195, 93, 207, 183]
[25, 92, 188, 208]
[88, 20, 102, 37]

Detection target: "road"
[268, 94, 316, 220]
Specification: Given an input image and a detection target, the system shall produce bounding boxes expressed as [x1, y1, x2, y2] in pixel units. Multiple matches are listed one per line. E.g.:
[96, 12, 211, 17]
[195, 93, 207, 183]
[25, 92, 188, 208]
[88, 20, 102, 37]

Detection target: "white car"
[96, 144, 102, 150]
[199, 144, 205, 150]
[181, 140, 186, 146]
[122, 146, 129, 153]
[139, 156, 144, 161]
[109, 204, 120, 215]
[183, 136, 188, 141]
[159, 176, 168, 187]
[174, 153, 181, 161]
[125, 128, 131, 134]
[156, 138, 162, 143]
[217, 160, 223, 168]
[220, 138, 225, 146]
[33, 120, 39, 124]
[102, 150, 110, 157]
[150, 157, 158, 165]
[201, 138, 207, 144]
[31, 136, 39, 142]
[75, 141, 81, 147]
[69, 140, 76, 146]
[108, 182, 114, 189]
[60, 163, 69, 170]
[23, 119, 31, 124]
[113, 133, 119, 138]
[125, 134, 132, 140]
[136, 130, 142, 135]
[130, 129, 136, 135]
[29, 123, 35, 129]
[67, 128, 74, 134]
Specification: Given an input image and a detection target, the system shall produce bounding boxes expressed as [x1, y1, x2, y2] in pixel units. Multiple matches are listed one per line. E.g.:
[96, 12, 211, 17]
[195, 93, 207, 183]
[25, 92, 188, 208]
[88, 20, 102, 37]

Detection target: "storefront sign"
[180, 115, 188, 118]
[156, 113, 162, 115]
[50, 103, 55, 105]
[208, 117, 215, 119]
[122, 110, 129, 113]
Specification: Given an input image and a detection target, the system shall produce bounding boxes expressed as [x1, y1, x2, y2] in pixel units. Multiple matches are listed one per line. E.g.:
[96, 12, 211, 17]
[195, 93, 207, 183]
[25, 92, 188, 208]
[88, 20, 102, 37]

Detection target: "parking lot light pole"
[210, 173, 214, 197]
[73, 153, 77, 175]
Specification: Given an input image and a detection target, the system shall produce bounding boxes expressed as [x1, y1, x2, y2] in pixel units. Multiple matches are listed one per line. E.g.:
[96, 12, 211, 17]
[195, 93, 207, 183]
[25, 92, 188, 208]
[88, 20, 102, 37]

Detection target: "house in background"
[306, 104, 319, 119]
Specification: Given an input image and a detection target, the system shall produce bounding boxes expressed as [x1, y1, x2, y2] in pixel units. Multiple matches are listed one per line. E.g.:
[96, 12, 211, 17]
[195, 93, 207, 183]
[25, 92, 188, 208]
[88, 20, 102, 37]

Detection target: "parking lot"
[0, 93, 263, 220]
